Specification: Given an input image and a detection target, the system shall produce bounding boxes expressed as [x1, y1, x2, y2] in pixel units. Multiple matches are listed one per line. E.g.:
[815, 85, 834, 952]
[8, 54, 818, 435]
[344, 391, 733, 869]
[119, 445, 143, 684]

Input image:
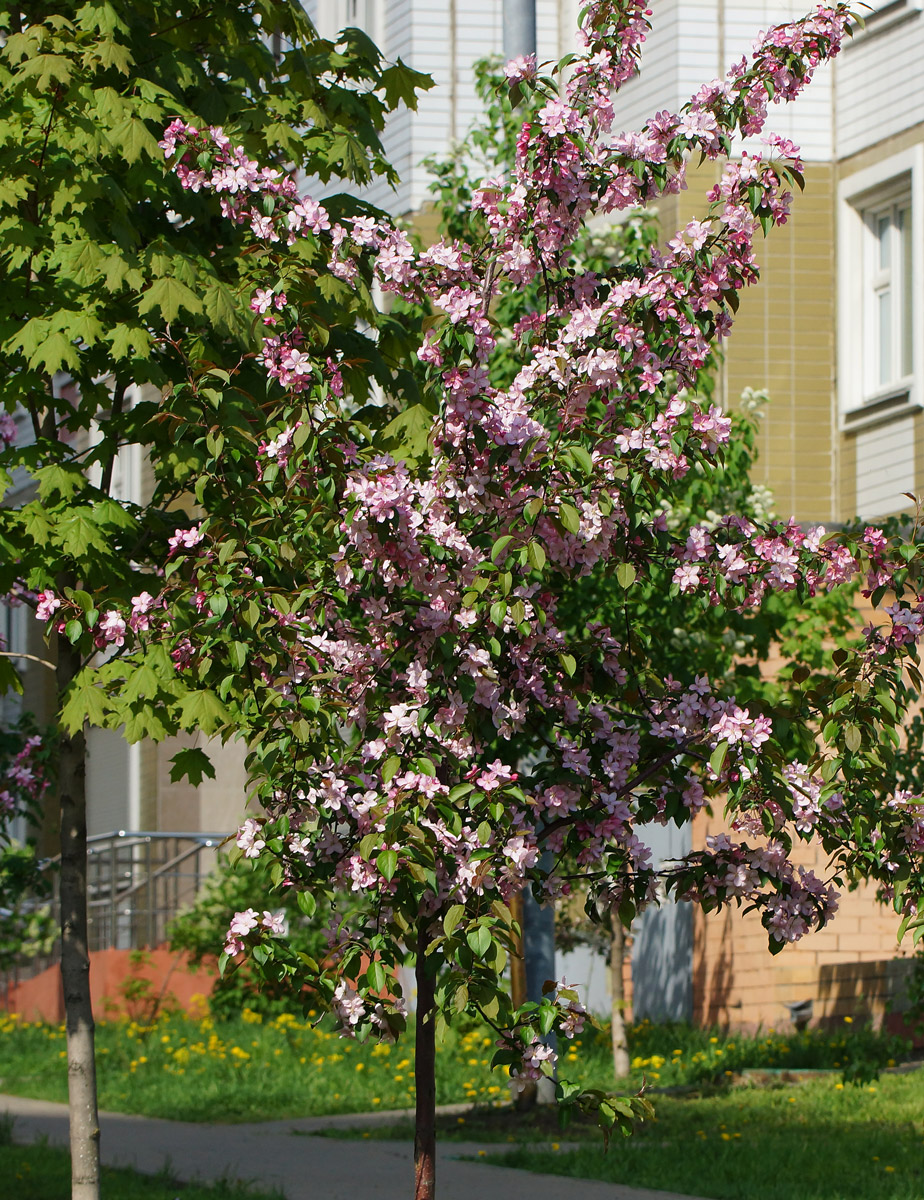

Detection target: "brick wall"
[691, 805, 908, 1030]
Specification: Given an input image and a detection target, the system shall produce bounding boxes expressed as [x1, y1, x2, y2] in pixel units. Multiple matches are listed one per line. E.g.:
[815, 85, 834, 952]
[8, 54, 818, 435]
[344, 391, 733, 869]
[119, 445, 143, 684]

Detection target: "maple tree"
[0, 3, 429, 1197]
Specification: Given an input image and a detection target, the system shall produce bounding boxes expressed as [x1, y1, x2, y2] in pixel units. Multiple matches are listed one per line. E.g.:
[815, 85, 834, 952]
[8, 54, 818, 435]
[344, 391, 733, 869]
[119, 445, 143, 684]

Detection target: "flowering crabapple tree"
[422, 58, 864, 1076]
[40, 2, 924, 1196]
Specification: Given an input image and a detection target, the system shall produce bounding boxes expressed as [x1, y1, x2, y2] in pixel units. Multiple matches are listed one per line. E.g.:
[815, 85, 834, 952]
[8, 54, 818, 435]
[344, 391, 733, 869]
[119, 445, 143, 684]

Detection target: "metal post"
[503, 0, 536, 60]
[520, 858, 557, 1106]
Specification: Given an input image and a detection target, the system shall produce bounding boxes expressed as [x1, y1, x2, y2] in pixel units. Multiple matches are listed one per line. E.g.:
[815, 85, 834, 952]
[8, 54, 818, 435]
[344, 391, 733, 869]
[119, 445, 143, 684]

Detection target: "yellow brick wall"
[656, 160, 838, 523]
[691, 806, 907, 1030]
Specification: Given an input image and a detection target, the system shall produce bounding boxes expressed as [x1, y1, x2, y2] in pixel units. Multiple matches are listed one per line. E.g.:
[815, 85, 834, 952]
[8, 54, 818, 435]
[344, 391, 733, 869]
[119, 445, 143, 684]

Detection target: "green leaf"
[122, 664, 159, 704]
[377, 848, 398, 882]
[443, 904, 465, 937]
[168, 747, 216, 787]
[108, 115, 161, 162]
[61, 678, 110, 732]
[376, 404, 433, 461]
[296, 890, 317, 917]
[559, 502, 581, 534]
[380, 58, 435, 111]
[489, 600, 506, 626]
[382, 755, 401, 784]
[177, 691, 230, 736]
[56, 510, 110, 559]
[491, 534, 514, 563]
[33, 464, 87, 502]
[466, 925, 492, 957]
[616, 562, 637, 588]
[709, 741, 729, 776]
[569, 445, 594, 474]
[138, 276, 204, 323]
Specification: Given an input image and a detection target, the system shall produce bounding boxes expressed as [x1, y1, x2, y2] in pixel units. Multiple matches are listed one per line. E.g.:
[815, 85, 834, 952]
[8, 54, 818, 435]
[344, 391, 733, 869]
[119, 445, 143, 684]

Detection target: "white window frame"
[312, 0, 381, 43]
[838, 146, 924, 428]
[864, 189, 913, 399]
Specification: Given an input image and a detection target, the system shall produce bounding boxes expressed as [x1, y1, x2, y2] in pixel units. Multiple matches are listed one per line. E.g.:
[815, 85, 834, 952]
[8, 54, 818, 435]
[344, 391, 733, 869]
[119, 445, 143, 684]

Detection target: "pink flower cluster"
[0, 733, 47, 819]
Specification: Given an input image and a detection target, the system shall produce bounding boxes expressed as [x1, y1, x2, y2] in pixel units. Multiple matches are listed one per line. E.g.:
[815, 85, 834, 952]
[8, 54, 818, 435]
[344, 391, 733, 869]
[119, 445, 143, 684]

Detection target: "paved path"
[1, 1093, 711, 1200]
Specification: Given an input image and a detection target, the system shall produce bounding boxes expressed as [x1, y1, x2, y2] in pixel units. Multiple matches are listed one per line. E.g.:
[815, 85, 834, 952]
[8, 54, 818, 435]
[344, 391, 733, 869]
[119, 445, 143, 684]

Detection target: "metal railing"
[84, 830, 229, 951]
[2, 830, 229, 993]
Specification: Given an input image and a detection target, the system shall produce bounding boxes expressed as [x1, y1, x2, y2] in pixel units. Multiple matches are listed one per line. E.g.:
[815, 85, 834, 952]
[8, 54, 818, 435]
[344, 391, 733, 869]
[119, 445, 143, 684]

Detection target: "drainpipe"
[503, 0, 536, 60]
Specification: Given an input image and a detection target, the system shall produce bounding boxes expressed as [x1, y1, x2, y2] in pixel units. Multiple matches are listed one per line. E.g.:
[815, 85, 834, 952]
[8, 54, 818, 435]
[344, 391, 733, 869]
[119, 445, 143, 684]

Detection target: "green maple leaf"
[138, 276, 204, 323]
[177, 690, 230, 736]
[169, 747, 216, 787]
[380, 59, 434, 111]
[61, 678, 111, 732]
[56, 510, 109, 559]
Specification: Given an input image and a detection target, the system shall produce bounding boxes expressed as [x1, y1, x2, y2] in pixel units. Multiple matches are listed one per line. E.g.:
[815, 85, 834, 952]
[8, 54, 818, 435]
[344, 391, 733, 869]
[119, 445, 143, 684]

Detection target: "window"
[865, 192, 913, 397]
[838, 147, 923, 424]
[313, 0, 380, 42]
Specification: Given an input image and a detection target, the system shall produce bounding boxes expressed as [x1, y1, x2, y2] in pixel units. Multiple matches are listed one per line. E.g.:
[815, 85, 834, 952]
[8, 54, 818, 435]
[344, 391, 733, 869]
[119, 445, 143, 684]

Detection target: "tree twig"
[0, 649, 56, 670]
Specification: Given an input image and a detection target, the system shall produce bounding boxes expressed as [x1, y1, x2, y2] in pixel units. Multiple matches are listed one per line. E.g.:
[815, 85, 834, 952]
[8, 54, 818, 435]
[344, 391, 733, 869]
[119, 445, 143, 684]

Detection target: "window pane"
[878, 214, 891, 270]
[879, 289, 892, 386]
[900, 205, 913, 378]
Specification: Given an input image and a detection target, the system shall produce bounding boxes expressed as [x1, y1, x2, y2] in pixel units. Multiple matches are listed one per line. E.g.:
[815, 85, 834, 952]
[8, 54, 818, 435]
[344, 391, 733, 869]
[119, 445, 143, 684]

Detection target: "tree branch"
[0, 649, 56, 670]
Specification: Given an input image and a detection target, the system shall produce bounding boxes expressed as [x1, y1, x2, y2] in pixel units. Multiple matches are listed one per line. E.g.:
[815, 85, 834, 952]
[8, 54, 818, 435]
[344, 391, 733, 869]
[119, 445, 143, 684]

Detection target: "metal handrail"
[2, 830, 233, 991]
[87, 830, 230, 845]
[91, 840, 218, 904]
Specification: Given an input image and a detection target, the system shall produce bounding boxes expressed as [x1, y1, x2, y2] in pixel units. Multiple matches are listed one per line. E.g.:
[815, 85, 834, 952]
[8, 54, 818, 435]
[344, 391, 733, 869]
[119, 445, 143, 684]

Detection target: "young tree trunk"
[414, 924, 437, 1200]
[57, 633, 101, 1200]
[610, 919, 630, 1079]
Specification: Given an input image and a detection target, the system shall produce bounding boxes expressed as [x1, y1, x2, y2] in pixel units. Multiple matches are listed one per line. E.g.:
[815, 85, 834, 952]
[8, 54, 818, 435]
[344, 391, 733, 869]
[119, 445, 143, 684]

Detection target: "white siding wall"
[608, 0, 684, 136]
[611, 0, 833, 159]
[855, 413, 917, 518]
[356, 0, 586, 215]
[364, 0, 417, 211]
[835, 7, 924, 161]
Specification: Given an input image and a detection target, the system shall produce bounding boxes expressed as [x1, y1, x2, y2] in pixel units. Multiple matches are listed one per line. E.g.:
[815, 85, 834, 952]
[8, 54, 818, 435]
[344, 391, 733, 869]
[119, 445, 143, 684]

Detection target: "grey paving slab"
[1, 1092, 711, 1200]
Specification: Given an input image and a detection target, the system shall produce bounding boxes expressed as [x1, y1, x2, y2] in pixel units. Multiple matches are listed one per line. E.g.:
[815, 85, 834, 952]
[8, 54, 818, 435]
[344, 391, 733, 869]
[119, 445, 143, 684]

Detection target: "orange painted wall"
[2, 948, 217, 1024]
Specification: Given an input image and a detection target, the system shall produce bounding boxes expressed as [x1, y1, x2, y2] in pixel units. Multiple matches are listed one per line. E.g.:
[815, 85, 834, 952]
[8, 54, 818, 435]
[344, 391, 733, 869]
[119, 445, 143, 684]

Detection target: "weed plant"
[0, 1008, 909, 1124]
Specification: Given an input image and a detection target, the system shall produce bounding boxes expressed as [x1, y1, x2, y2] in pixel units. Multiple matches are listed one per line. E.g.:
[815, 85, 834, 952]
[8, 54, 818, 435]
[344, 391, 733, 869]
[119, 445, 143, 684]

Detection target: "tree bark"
[610, 919, 630, 1079]
[414, 925, 437, 1200]
[57, 633, 101, 1200]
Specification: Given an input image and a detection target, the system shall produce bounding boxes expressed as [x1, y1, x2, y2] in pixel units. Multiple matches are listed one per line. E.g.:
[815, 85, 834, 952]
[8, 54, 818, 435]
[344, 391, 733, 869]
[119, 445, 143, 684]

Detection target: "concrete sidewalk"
[1, 1092, 711, 1200]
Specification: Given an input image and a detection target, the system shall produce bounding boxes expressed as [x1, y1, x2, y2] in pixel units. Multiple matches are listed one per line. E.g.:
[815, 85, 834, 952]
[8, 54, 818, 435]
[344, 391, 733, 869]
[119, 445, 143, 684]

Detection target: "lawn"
[0, 1007, 908, 1123]
[488, 1072, 924, 1200]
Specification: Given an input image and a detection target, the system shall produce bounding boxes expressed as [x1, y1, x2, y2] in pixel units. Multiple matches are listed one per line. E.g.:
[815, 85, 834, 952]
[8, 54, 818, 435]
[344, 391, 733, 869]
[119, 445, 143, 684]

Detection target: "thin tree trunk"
[610, 920, 630, 1079]
[57, 633, 100, 1200]
[414, 924, 437, 1200]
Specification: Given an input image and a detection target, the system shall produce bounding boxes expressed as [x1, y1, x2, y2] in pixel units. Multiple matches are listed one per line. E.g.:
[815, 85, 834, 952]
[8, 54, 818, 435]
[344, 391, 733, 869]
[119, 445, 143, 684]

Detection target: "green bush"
[168, 852, 362, 1019]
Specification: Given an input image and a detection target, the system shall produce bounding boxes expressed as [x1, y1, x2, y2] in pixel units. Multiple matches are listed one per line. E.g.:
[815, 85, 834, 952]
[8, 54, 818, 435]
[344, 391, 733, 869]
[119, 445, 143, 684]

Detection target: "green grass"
[487, 1072, 924, 1200]
[0, 1007, 909, 1124]
[0, 1121, 284, 1200]
[0, 1007, 508, 1122]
